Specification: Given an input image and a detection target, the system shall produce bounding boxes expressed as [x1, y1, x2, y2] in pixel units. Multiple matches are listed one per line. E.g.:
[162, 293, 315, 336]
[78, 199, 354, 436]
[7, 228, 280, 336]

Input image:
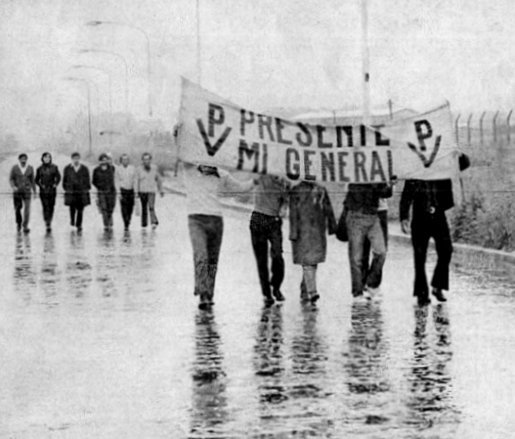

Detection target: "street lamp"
[62, 76, 94, 156]
[71, 65, 112, 116]
[86, 20, 153, 117]
[78, 48, 129, 115]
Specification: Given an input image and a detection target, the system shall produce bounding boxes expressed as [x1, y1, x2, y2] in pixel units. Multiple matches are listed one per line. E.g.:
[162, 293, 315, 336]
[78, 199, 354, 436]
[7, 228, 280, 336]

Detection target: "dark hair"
[142, 152, 152, 160]
[18, 153, 28, 160]
[71, 152, 81, 159]
[41, 152, 52, 163]
[98, 153, 109, 162]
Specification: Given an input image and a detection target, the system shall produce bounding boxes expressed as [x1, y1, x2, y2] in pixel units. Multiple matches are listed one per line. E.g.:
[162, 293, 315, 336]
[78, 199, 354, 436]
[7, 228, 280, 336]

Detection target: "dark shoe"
[16, 224, 21, 232]
[198, 302, 212, 311]
[23, 228, 30, 234]
[46, 226, 52, 233]
[432, 288, 447, 302]
[264, 294, 275, 307]
[310, 292, 320, 304]
[417, 295, 431, 306]
[272, 288, 285, 302]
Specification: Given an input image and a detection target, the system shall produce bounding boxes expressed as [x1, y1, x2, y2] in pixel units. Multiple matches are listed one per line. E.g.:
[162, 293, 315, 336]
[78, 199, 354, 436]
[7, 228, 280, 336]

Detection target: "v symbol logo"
[407, 135, 441, 168]
[196, 119, 232, 157]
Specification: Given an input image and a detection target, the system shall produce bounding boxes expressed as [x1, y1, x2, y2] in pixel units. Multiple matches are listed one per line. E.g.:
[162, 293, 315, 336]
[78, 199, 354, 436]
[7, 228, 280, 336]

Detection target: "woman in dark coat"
[35, 152, 61, 232]
[62, 152, 91, 232]
[92, 153, 117, 230]
[289, 181, 336, 303]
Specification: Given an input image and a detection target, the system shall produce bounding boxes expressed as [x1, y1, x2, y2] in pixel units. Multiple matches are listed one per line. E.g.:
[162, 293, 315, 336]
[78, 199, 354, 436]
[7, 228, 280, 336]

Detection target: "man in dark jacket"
[93, 153, 117, 231]
[35, 152, 61, 232]
[62, 152, 91, 232]
[400, 179, 454, 306]
[9, 153, 36, 233]
[344, 181, 393, 300]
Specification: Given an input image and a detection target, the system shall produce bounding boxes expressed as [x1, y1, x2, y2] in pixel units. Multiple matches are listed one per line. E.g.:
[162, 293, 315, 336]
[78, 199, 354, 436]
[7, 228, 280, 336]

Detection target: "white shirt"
[116, 164, 136, 190]
[378, 197, 388, 212]
[18, 164, 28, 175]
[182, 165, 254, 216]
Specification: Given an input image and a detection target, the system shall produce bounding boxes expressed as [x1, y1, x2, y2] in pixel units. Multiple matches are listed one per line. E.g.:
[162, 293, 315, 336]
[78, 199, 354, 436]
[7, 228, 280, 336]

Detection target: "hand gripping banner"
[177, 77, 459, 183]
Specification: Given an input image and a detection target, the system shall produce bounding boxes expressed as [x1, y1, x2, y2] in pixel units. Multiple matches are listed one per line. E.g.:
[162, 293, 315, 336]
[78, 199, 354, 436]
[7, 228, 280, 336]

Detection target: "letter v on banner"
[381, 102, 458, 180]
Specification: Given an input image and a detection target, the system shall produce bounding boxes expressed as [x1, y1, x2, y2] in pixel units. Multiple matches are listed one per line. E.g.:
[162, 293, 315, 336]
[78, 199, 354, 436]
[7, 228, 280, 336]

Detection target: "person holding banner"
[250, 175, 291, 306]
[400, 152, 470, 306]
[289, 181, 336, 304]
[344, 181, 393, 300]
[183, 163, 256, 310]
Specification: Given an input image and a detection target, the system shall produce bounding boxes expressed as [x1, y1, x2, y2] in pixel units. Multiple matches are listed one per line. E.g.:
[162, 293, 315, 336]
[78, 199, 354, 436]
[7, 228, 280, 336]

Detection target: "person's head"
[120, 154, 130, 167]
[98, 153, 109, 169]
[71, 152, 81, 166]
[18, 153, 28, 166]
[41, 152, 52, 165]
[142, 152, 152, 169]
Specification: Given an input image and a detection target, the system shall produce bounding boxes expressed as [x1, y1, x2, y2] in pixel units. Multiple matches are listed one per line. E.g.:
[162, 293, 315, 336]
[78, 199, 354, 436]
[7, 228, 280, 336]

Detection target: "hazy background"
[1, 0, 514, 148]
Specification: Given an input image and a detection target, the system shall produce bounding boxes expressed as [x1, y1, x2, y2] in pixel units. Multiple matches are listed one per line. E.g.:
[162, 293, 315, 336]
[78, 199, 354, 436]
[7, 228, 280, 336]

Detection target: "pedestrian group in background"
[9, 151, 164, 234]
[183, 152, 470, 311]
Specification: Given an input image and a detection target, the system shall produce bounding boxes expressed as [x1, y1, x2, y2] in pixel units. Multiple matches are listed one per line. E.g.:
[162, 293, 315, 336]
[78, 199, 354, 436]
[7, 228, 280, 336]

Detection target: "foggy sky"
[1, 0, 514, 146]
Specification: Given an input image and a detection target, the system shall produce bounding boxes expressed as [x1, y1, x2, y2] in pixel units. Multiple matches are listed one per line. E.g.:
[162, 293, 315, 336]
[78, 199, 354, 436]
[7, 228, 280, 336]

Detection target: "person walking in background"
[92, 153, 117, 231]
[9, 153, 36, 233]
[136, 152, 163, 229]
[399, 153, 470, 306]
[289, 181, 336, 304]
[250, 174, 290, 306]
[35, 152, 61, 232]
[116, 154, 136, 231]
[344, 180, 394, 301]
[62, 152, 91, 233]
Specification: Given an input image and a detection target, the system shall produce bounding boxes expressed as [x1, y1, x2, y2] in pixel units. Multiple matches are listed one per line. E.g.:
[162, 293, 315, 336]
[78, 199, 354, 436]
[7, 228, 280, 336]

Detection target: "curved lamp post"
[78, 48, 129, 115]
[86, 20, 153, 117]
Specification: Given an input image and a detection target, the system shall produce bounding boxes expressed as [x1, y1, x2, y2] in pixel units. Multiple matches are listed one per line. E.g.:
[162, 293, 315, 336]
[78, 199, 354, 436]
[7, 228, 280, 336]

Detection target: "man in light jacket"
[9, 153, 36, 233]
[135, 152, 164, 229]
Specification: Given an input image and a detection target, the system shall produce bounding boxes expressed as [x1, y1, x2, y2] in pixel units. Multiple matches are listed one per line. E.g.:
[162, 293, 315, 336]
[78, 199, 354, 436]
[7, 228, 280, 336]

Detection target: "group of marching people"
[183, 153, 470, 310]
[9, 151, 164, 234]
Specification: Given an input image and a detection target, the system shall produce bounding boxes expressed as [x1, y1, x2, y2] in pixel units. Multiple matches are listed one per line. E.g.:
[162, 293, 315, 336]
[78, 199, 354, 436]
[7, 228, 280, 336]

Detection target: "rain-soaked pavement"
[1, 191, 515, 438]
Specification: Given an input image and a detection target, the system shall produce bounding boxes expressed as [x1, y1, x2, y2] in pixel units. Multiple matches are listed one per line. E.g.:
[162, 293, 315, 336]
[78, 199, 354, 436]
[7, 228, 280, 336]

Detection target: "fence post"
[455, 114, 461, 145]
[467, 113, 473, 147]
[493, 110, 500, 143]
[479, 111, 486, 146]
[507, 110, 513, 144]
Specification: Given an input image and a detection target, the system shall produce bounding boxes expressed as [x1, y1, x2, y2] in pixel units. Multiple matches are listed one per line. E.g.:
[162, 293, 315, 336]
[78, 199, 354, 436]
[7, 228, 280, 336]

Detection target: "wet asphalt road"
[1, 192, 515, 438]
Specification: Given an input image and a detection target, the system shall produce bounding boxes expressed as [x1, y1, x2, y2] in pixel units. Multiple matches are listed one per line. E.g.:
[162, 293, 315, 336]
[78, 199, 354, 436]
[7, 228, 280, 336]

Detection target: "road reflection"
[405, 304, 459, 433]
[65, 231, 92, 299]
[253, 305, 286, 431]
[189, 310, 228, 437]
[13, 233, 35, 302]
[40, 233, 58, 302]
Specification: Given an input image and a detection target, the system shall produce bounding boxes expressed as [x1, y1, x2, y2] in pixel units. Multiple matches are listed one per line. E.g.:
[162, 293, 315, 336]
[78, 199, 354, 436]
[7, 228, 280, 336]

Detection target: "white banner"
[177, 78, 458, 183]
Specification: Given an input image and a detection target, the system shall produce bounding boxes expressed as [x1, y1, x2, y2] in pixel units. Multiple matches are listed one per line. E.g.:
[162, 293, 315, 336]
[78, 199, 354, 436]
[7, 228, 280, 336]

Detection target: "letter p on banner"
[381, 103, 458, 180]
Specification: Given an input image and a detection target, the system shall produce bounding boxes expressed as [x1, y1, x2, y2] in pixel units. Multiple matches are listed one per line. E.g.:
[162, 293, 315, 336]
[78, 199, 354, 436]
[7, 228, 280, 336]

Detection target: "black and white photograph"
[1, 0, 514, 437]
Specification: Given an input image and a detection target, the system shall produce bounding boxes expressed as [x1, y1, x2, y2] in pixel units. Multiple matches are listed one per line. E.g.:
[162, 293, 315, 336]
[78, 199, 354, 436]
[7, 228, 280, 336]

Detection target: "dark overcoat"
[289, 181, 337, 265]
[62, 164, 91, 207]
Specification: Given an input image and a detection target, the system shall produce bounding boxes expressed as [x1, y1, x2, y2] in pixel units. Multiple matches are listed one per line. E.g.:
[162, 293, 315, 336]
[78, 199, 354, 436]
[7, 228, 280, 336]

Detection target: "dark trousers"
[188, 214, 224, 301]
[40, 192, 56, 226]
[13, 192, 31, 229]
[250, 211, 285, 298]
[97, 192, 116, 228]
[120, 189, 135, 228]
[411, 211, 453, 298]
[70, 204, 84, 229]
[139, 192, 158, 227]
[362, 210, 388, 286]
